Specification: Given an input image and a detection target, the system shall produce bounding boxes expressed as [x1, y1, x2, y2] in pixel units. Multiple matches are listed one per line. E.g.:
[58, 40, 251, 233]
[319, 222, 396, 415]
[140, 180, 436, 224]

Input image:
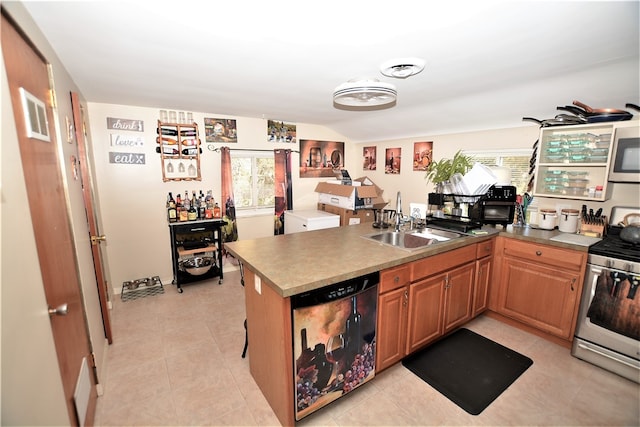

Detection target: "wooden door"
[1, 12, 96, 426]
[500, 257, 579, 339]
[376, 286, 408, 371]
[443, 263, 475, 334]
[406, 275, 444, 354]
[70, 91, 113, 344]
[473, 256, 492, 316]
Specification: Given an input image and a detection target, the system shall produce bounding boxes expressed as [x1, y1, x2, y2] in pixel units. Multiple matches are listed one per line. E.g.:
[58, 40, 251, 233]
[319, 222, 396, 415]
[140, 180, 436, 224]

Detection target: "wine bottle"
[213, 202, 221, 219]
[344, 295, 362, 368]
[158, 127, 178, 136]
[295, 329, 314, 373]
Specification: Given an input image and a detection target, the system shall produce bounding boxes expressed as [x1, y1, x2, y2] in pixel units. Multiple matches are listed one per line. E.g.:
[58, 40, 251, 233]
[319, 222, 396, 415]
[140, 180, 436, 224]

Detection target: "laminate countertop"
[224, 222, 595, 298]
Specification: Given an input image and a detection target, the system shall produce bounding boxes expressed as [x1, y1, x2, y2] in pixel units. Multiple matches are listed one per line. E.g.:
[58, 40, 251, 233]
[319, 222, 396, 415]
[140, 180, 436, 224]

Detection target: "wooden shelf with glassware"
[156, 120, 202, 182]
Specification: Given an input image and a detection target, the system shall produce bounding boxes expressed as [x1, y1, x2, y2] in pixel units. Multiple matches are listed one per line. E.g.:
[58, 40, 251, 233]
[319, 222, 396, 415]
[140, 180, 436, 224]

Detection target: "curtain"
[220, 146, 238, 245]
[274, 149, 293, 235]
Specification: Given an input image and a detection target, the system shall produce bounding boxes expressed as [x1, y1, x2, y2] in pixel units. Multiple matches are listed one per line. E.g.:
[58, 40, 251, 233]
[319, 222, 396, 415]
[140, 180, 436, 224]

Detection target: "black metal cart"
[168, 219, 226, 293]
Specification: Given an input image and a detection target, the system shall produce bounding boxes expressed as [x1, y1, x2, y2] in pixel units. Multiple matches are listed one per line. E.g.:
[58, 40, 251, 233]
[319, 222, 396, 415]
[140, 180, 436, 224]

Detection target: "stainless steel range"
[572, 206, 640, 383]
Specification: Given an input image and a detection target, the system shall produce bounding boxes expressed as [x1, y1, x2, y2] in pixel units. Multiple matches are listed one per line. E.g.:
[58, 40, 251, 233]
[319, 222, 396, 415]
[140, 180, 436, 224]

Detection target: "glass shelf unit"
[533, 123, 615, 201]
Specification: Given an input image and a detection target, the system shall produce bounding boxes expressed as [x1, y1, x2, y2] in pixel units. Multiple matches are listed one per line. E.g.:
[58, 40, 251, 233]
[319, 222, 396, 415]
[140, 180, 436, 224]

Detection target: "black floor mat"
[402, 328, 533, 415]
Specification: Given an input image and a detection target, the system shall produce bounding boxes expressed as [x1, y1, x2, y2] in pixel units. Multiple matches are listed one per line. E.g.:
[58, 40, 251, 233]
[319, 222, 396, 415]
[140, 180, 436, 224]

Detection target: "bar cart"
[168, 219, 226, 292]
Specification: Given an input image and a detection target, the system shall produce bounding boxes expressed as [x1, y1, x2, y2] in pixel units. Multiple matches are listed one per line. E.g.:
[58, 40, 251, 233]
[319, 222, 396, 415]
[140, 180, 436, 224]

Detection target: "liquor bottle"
[205, 192, 213, 219]
[213, 202, 221, 218]
[167, 192, 177, 223]
[198, 196, 206, 220]
[183, 191, 190, 211]
[187, 202, 197, 221]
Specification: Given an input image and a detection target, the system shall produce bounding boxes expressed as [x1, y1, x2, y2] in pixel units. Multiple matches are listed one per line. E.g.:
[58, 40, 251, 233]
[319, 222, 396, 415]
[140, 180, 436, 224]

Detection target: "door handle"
[48, 303, 68, 316]
[90, 235, 106, 245]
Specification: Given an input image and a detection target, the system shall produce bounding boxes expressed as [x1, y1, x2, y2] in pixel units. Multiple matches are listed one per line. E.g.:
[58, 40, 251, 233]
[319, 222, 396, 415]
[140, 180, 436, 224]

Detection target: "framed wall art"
[268, 119, 296, 143]
[413, 141, 433, 171]
[385, 148, 401, 174]
[363, 146, 376, 170]
[204, 118, 237, 143]
[299, 139, 344, 178]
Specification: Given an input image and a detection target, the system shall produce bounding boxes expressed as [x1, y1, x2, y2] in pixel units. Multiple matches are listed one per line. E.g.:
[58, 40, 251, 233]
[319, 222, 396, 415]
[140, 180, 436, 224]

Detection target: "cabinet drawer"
[476, 239, 495, 259]
[380, 264, 411, 293]
[503, 238, 585, 271]
[411, 245, 476, 281]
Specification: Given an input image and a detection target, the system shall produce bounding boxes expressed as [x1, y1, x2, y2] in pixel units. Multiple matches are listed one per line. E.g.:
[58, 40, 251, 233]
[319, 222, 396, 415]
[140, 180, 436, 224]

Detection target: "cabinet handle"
[535, 250, 542, 256]
[403, 289, 408, 306]
[571, 277, 576, 291]
[394, 276, 400, 283]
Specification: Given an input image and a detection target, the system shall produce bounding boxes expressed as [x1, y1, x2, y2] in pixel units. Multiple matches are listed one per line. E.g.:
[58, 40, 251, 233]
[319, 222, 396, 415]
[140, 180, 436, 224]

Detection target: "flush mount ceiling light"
[380, 57, 426, 79]
[333, 78, 397, 108]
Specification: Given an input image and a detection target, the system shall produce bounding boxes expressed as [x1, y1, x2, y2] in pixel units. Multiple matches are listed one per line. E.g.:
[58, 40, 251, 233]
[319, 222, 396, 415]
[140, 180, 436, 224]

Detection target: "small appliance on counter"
[427, 185, 517, 232]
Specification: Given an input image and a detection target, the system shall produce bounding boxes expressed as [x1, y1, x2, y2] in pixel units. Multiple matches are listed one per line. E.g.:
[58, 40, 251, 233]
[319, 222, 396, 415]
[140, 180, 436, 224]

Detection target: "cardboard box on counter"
[315, 176, 387, 211]
[317, 203, 375, 226]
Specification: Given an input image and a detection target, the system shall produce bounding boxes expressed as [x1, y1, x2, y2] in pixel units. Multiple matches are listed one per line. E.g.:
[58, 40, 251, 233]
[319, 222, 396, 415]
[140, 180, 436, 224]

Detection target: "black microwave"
[609, 124, 640, 183]
[469, 185, 517, 227]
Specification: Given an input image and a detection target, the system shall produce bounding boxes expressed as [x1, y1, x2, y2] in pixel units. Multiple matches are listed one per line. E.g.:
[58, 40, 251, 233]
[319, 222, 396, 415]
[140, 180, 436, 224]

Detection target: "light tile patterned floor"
[95, 267, 639, 426]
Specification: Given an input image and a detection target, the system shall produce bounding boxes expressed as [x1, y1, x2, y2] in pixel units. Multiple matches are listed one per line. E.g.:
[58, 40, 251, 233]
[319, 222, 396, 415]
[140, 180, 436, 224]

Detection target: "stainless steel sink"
[411, 227, 465, 241]
[362, 227, 465, 251]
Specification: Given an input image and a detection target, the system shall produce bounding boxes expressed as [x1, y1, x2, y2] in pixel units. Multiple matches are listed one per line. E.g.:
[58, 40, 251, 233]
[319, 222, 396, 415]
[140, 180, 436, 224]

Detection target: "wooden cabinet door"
[443, 263, 475, 334]
[473, 256, 492, 316]
[407, 275, 444, 354]
[376, 286, 408, 371]
[499, 256, 580, 339]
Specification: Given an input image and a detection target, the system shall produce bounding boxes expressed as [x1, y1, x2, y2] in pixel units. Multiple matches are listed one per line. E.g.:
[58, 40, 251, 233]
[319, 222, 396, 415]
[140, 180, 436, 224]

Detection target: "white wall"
[87, 102, 640, 295]
[347, 126, 640, 217]
[86, 103, 349, 289]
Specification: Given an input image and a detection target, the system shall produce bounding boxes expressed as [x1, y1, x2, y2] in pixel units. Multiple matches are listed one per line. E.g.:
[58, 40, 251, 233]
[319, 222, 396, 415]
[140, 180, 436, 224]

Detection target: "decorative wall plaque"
[106, 117, 144, 132]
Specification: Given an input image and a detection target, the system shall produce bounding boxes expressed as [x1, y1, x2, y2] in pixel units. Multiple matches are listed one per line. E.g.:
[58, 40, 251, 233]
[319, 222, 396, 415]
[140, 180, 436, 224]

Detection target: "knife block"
[579, 216, 607, 238]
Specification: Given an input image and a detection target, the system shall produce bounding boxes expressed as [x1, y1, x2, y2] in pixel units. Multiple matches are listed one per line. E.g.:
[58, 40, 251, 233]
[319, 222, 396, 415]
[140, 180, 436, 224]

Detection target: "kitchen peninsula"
[224, 222, 589, 426]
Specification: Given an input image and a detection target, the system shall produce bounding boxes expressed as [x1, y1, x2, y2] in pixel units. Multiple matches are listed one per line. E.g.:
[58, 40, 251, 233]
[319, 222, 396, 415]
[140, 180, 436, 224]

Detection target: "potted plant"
[425, 150, 474, 192]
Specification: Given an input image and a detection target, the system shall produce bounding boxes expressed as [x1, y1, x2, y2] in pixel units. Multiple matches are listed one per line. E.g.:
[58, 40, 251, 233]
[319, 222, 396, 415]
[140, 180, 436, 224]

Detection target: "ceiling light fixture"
[333, 78, 397, 108]
[380, 57, 426, 79]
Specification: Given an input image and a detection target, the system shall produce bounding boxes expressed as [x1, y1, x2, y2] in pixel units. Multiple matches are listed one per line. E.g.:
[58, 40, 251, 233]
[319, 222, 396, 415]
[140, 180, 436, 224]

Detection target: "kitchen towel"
[402, 328, 533, 415]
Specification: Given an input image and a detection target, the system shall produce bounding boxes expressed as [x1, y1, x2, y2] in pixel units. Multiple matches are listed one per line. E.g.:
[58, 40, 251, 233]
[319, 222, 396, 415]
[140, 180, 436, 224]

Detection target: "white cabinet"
[533, 122, 617, 201]
[284, 210, 340, 234]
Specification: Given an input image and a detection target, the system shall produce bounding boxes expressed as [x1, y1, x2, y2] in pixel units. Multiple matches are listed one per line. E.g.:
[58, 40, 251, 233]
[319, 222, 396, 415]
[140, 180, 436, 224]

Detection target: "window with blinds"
[464, 149, 532, 194]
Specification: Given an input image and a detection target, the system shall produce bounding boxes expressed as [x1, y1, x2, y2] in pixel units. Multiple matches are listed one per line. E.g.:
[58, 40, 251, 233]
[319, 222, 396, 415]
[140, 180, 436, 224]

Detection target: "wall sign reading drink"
[107, 117, 144, 132]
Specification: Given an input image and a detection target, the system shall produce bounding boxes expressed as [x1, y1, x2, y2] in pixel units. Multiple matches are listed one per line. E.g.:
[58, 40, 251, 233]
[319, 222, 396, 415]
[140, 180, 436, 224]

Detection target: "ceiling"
[21, 0, 640, 143]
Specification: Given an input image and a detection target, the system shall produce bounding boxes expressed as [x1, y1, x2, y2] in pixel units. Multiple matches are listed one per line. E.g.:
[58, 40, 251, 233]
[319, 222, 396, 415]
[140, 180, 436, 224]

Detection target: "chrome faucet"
[395, 191, 403, 231]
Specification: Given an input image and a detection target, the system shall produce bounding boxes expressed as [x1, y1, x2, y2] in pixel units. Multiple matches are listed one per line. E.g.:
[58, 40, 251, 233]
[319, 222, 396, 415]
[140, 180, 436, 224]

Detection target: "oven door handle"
[576, 343, 640, 370]
[587, 266, 604, 304]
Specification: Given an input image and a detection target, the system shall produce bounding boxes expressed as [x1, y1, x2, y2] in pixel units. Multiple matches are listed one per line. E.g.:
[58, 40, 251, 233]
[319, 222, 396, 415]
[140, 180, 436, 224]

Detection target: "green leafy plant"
[425, 150, 474, 185]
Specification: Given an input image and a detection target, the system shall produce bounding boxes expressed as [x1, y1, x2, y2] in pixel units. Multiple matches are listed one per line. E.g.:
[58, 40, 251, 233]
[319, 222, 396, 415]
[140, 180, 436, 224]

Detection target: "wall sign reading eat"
[109, 152, 145, 165]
